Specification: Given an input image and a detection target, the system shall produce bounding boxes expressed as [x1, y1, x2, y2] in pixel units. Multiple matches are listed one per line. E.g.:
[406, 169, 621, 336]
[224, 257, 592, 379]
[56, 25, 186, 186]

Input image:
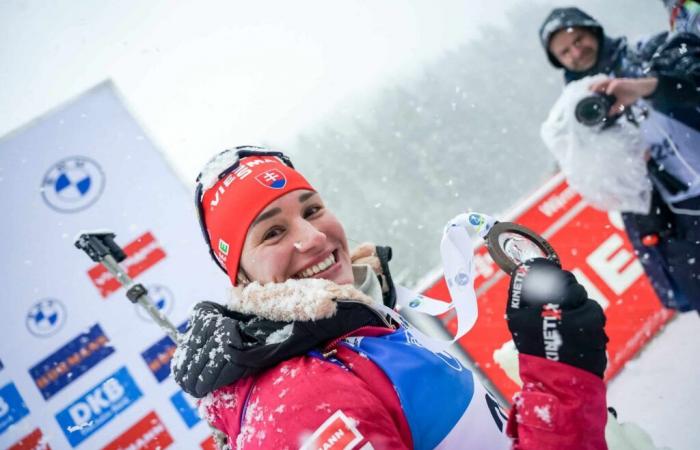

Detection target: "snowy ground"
[607, 312, 700, 450]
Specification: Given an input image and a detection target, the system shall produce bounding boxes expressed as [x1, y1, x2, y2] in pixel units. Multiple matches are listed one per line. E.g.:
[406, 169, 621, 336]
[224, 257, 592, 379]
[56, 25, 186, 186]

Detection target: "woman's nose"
[293, 220, 326, 252]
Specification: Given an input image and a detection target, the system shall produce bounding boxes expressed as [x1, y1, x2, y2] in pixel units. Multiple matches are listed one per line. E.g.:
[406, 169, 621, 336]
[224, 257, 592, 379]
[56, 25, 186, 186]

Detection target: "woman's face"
[239, 189, 354, 285]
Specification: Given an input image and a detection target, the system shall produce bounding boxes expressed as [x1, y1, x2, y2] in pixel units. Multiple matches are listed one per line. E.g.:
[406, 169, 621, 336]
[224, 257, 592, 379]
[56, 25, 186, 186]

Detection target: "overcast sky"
[0, 0, 530, 181]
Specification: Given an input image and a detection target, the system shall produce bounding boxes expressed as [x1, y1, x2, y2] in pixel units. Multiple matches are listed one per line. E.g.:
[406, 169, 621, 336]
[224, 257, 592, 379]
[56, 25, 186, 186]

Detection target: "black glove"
[171, 301, 253, 398]
[506, 258, 608, 378]
[172, 299, 389, 398]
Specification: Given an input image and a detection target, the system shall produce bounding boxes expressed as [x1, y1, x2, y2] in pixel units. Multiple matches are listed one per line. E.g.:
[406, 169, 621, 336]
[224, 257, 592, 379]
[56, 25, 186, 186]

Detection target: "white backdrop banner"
[0, 81, 229, 450]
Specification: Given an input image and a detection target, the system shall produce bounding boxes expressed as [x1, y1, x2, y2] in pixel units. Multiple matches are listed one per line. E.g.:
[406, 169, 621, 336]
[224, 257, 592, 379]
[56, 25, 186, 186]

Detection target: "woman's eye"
[262, 227, 284, 242]
[303, 205, 323, 219]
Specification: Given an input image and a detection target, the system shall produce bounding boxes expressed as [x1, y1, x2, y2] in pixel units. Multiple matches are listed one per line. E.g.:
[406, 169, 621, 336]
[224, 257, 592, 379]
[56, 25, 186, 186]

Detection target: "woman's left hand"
[505, 258, 608, 378]
[351, 242, 382, 274]
[351, 243, 396, 308]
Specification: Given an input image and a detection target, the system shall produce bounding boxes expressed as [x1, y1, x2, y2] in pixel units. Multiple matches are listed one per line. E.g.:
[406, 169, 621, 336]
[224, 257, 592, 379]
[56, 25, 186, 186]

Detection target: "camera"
[574, 93, 617, 126]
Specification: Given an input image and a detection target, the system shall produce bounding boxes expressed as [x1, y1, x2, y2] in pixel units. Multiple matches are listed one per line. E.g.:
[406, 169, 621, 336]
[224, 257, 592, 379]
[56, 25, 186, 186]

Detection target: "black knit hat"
[539, 7, 604, 68]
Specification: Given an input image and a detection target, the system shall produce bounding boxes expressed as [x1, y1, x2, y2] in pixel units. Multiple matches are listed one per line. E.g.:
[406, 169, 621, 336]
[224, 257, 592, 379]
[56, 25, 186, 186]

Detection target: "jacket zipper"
[322, 324, 394, 353]
[335, 298, 395, 328]
[239, 379, 256, 432]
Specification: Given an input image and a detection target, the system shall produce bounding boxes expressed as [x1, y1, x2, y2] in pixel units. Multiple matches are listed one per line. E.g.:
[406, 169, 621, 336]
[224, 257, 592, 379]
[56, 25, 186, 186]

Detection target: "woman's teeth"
[296, 253, 336, 278]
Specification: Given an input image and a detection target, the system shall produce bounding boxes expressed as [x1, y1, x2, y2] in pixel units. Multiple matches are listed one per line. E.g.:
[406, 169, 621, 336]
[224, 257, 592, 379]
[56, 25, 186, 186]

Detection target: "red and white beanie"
[198, 150, 314, 286]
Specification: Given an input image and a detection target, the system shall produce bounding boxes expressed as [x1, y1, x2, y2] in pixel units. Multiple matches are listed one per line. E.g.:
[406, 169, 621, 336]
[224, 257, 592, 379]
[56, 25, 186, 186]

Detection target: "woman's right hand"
[172, 301, 242, 398]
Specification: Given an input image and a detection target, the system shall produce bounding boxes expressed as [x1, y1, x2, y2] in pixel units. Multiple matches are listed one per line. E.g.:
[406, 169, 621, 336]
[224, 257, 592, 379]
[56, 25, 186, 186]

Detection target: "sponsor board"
[1, 83, 230, 450]
[40, 156, 105, 213]
[170, 390, 201, 429]
[55, 366, 142, 447]
[29, 324, 114, 401]
[87, 232, 166, 298]
[0, 382, 30, 434]
[141, 321, 188, 383]
[8, 427, 51, 450]
[102, 411, 173, 450]
[25, 299, 67, 338]
[421, 175, 674, 402]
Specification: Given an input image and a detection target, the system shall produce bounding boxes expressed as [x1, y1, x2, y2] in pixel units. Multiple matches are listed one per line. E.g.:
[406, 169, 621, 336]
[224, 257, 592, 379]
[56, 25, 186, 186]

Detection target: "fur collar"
[228, 278, 375, 322]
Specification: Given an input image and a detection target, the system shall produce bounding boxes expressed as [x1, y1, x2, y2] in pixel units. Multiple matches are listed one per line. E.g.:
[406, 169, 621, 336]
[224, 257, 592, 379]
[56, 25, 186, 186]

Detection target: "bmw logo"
[41, 156, 105, 212]
[26, 298, 67, 337]
[135, 284, 175, 322]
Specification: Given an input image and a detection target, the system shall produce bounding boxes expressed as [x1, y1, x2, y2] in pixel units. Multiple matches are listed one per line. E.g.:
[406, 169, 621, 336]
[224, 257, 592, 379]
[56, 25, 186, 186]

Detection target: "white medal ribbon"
[370, 212, 496, 353]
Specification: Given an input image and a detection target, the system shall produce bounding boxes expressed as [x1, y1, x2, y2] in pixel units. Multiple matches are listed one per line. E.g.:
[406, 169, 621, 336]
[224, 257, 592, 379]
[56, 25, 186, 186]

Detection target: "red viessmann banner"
[87, 231, 166, 298]
[421, 173, 675, 402]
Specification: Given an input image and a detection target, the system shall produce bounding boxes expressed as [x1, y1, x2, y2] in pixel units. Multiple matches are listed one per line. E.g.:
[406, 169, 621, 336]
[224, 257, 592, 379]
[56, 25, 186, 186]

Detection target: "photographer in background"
[539, 7, 700, 314]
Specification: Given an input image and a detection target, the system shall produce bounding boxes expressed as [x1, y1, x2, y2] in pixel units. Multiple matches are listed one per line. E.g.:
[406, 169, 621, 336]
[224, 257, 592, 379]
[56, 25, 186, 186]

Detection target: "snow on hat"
[539, 7, 603, 68]
[198, 148, 314, 286]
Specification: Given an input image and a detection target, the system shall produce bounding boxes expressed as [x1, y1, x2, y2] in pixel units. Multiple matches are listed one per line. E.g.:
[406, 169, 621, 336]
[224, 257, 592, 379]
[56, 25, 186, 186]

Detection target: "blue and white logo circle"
[468, 214, 484, 227]
[454, 272, 470, 286]
[135, 284, 175, 322]
[26, 298, 67, 337]
[41, 156, 105, 213]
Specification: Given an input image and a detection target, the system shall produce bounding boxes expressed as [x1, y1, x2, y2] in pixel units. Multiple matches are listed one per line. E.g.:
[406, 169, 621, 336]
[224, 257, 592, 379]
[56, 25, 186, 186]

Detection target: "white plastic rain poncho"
[540, 74, 652, 214]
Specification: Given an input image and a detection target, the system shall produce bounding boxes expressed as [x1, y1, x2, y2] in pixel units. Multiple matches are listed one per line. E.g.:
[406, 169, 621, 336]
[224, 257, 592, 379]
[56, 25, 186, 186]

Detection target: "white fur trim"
[228, 278, 374, 322]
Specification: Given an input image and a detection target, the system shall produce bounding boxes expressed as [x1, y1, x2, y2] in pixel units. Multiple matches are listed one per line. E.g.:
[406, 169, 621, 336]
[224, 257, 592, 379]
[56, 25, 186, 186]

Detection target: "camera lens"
[575, 95, 610, 126]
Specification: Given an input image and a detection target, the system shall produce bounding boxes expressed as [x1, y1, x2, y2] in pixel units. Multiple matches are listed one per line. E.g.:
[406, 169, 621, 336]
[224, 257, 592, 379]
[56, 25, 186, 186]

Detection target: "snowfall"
[2, 0, 699, 449]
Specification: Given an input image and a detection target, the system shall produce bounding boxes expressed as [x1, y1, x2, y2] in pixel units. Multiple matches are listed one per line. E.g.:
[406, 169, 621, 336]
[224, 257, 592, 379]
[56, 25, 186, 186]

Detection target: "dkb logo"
[55, 367, 142, 447]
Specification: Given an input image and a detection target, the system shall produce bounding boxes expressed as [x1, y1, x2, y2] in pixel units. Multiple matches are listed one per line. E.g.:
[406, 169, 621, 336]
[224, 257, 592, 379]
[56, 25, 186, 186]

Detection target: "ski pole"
[74, 230, 181, 343]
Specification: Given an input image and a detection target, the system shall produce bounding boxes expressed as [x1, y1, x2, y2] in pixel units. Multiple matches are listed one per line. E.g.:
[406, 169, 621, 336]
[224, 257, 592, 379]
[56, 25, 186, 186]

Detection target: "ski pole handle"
[74, 231, 127, 263]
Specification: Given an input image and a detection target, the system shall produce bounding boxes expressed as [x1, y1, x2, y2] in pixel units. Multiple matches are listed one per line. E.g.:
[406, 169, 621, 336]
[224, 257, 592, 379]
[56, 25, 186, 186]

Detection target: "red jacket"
[202, 326, 607, 450]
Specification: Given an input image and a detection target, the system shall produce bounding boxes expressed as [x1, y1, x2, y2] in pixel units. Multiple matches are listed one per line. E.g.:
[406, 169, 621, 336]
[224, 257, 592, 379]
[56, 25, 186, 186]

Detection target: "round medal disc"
[485, 222, 560, 275]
